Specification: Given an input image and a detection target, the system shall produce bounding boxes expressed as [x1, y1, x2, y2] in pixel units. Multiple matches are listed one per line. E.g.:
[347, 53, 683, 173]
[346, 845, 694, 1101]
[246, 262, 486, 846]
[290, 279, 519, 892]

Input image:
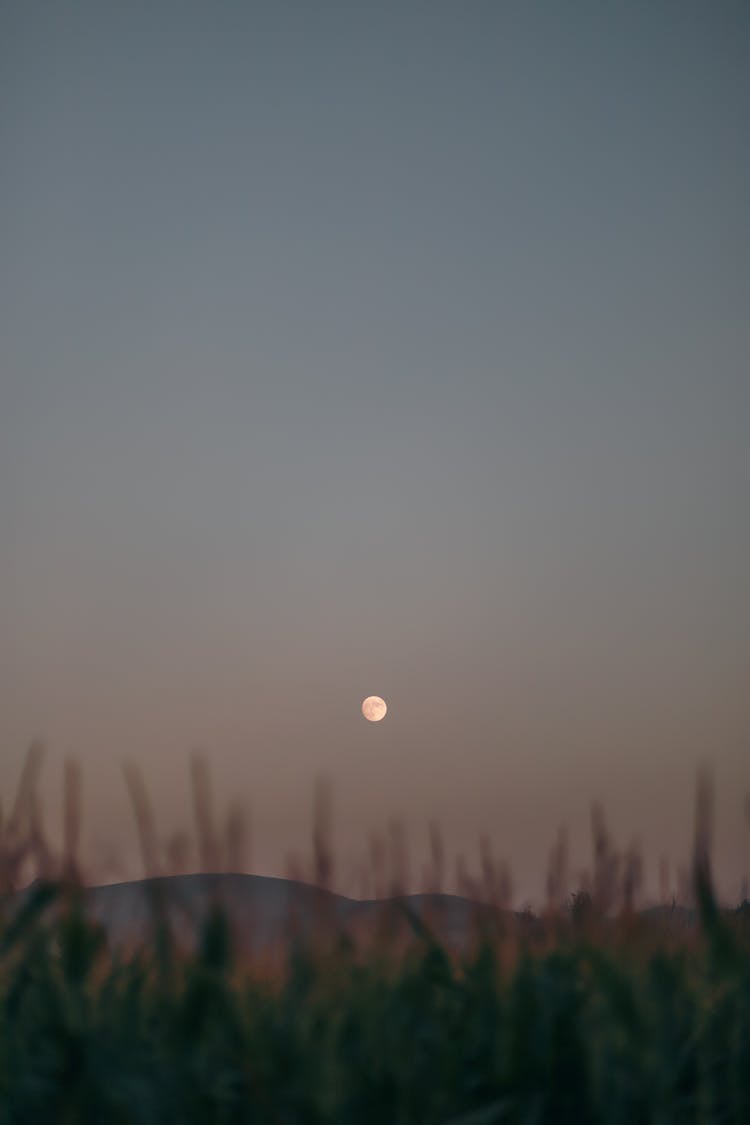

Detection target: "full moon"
[361, 695, 387, 722]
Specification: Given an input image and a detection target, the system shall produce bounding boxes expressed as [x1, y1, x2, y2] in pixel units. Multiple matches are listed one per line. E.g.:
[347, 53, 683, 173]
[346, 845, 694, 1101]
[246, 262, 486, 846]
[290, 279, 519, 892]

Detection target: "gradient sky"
[2, 1, 749, 901]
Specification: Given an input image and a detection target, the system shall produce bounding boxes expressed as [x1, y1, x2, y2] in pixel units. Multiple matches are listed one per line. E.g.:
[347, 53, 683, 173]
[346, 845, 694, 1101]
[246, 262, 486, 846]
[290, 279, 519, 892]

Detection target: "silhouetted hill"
[8, 874, 723, 959]
[7, 873, 503, 957]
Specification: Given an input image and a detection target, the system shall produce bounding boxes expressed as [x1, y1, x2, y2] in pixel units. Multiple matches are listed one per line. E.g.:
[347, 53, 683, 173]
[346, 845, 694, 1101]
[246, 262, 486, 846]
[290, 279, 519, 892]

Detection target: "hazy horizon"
[2, 2, 749, 903]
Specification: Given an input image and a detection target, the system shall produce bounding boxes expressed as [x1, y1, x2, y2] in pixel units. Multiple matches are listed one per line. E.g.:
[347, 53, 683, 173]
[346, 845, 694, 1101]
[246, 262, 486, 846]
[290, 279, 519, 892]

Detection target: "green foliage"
[0, 891, 748, 1124]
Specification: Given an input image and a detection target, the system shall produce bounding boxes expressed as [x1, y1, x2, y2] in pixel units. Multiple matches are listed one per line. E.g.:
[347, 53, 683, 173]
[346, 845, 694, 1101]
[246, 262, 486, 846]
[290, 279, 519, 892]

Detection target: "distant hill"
[7, 873, 503, 957]
[6, 874, 714, 959]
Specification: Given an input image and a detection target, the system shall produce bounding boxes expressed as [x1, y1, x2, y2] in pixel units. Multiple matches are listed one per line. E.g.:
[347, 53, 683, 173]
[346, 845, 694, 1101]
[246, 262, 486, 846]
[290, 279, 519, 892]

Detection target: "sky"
[2, 1, 749, 902]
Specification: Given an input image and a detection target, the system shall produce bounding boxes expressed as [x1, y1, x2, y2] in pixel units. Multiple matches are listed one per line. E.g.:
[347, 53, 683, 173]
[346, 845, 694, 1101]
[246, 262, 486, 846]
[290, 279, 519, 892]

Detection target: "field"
[0, 751, 748, 1123]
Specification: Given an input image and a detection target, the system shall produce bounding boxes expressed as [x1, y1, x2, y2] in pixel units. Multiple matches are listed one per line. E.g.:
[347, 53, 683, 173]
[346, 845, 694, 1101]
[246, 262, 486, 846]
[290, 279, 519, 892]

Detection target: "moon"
[361, 695, 387, 722]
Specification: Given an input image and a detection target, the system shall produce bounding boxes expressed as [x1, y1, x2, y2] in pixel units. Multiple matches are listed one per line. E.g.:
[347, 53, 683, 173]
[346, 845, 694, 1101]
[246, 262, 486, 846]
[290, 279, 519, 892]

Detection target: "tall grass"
[0, 747, 748, 1123]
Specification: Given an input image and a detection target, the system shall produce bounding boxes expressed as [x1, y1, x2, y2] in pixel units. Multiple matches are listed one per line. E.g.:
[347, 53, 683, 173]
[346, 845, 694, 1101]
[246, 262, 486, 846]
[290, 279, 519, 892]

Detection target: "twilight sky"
[2, 1, 749, 901]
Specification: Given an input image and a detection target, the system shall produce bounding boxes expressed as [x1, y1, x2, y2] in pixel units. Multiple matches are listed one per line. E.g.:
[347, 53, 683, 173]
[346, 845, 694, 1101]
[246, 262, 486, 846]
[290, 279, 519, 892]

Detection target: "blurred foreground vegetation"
[0, 748, 748, 1123]
[1, 878, 749, 1123]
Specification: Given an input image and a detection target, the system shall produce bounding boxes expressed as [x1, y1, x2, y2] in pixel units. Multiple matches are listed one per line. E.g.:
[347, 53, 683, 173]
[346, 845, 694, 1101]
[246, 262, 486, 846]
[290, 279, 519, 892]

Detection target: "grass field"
[0, 750, 748, 1123]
